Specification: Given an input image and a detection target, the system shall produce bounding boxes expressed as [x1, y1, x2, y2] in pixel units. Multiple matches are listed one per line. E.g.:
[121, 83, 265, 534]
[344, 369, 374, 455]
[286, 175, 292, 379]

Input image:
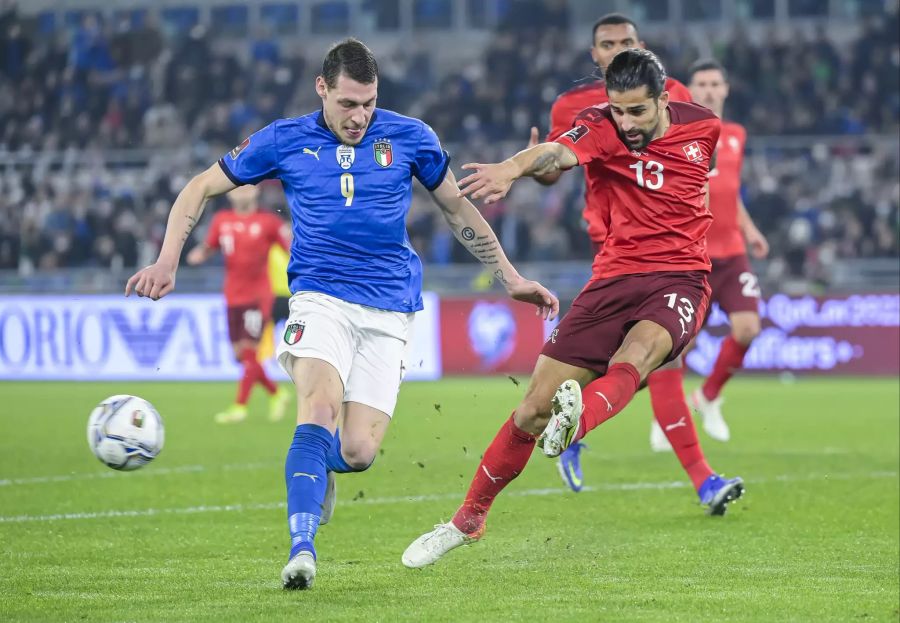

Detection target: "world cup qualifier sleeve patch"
[229, 137, 250, 159]
[284, 322, 305, 345]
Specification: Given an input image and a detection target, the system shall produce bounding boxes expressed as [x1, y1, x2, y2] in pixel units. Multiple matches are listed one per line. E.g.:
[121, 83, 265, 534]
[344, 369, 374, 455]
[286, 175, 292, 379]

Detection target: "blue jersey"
[218, 108, 450, 313]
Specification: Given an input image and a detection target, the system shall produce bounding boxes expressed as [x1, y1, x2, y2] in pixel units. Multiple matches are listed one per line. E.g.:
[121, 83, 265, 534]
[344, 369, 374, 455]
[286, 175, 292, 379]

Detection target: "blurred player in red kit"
[186, 184, 292, 424]
[403, 49, 745, 569]
[534, 12, 693, 249]
[666, 58, 769, 444]
[534, 13, 724, 488]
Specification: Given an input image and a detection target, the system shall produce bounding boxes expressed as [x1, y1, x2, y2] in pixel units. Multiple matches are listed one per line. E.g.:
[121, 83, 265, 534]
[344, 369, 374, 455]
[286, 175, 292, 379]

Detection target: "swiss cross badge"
[373, 141, 393, 167]
[682, 141, 703, 162]
[284, 322, 305, 345]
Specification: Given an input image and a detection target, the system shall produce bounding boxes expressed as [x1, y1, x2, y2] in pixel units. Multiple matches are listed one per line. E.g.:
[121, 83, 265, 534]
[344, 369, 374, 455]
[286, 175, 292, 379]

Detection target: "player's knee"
[340, 442, 376, 471]
[514, 397, 551, 434]
[732, 317, 761, 346]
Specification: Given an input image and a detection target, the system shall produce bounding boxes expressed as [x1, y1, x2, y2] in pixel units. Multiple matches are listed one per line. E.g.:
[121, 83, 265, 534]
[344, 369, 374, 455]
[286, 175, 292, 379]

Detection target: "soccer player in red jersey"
[186, 184, 293, 424]
[403, 49, 744, 568]
[534, 13, 723, 488]
[678, 58, 769, 442]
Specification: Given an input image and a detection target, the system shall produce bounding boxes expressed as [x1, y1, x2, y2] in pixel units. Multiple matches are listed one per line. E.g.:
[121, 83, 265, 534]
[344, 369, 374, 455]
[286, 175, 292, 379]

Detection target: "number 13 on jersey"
[629, 160, 664, 190]
[340, 173, 354, 206]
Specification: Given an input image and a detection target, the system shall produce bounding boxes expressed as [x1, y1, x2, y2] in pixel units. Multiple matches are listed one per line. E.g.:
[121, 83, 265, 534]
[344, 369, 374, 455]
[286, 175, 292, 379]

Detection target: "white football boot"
[691, 388, 730, 442]
[649, 419, 673, 452]
[401, 522, 482, 569]
[538, 380, 583, 458]
[281, 551, 316, 589]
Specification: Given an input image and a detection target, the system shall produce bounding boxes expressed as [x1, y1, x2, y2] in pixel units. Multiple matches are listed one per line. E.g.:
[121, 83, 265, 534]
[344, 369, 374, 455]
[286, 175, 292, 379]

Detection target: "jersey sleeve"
[547, 96, 576, 141]
[412, 123, 451, 191]
[706, 118, 723, 170]
[735, 124, 747, 173]
[204, 212, 221, 249]
[553, 118, 611, 166]
[218, 122, 280, 186]
[667, 79, 693, 103]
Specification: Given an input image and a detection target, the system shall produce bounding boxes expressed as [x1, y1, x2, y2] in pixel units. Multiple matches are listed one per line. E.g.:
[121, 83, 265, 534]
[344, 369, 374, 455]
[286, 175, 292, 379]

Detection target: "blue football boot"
[556, 441, 587, 492]
[698, 474, 745, 516]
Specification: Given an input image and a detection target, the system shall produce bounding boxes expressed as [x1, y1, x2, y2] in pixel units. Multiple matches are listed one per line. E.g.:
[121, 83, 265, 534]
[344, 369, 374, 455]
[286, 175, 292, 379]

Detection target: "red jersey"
[205, 209, 290, 307]
[555, 102, 720, 280]
[548, 78, 693, 244]
[706, 121, 746, 258]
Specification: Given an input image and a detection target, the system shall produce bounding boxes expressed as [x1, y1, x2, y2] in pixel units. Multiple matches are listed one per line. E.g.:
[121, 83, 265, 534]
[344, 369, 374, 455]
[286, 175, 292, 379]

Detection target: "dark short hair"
[591, 13, 639, 43]
[687, 58, 728, 84]
[321, 38, 378, 89]
[605, 48, 667, 99]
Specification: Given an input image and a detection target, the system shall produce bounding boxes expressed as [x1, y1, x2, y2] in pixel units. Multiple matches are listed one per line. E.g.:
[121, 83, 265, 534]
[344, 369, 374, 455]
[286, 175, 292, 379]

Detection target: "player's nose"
[350, 108, 367, 127]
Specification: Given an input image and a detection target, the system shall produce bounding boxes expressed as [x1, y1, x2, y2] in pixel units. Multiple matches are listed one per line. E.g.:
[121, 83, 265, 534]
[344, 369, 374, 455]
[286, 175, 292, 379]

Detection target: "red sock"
[236, 347, 276, 404]
[702, 335, 750, 400]
[452, 414, 536, 535]
[251, 354, 278, 394]
[236, 351, 255, 405]
[573, 363, 641, 442]
[648, 367, 714, 490]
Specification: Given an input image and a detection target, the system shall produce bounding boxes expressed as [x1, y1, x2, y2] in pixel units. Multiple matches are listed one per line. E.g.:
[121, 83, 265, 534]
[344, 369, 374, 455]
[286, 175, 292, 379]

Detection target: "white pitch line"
[0, 470, 895, 525]
[0, 461, 279, 488]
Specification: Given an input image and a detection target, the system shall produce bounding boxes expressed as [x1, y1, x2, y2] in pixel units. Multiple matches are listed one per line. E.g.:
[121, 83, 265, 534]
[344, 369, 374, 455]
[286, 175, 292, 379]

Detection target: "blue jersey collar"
[316, 108, 379, 142]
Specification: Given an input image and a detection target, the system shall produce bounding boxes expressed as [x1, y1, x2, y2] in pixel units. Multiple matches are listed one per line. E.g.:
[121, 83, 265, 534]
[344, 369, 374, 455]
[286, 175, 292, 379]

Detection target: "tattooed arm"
[125, 163, 236, 300]
[430, 169, 559, 319]
[456, 142, 579, 205]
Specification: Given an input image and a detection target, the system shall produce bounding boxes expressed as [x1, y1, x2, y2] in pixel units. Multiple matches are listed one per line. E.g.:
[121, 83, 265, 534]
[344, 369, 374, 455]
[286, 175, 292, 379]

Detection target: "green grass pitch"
[0, 377, 898, 622]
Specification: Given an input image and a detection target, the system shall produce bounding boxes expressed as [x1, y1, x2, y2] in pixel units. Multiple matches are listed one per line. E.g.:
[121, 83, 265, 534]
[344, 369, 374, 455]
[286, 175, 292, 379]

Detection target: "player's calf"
[731, 312, 761, 347]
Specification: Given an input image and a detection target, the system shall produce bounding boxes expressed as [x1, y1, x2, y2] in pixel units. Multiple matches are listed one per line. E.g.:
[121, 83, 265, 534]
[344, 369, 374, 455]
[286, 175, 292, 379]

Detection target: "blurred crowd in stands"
[0, 0, 897, 284]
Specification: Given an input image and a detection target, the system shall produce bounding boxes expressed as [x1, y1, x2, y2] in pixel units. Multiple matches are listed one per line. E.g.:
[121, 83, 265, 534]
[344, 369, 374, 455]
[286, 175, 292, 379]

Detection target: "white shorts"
[276, 291, 413, 417]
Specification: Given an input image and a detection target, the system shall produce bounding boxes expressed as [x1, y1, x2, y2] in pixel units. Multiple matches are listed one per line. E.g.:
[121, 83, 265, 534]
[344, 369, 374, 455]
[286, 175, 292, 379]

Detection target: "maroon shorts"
[708, 254, 761, 315]
[542, 271, 711, 375]
[226, 303, 271, 343]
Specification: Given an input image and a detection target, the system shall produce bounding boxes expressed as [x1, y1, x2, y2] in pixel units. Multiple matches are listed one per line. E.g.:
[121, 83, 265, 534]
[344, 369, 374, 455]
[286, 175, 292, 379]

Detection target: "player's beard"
[618, 122, 658, 151]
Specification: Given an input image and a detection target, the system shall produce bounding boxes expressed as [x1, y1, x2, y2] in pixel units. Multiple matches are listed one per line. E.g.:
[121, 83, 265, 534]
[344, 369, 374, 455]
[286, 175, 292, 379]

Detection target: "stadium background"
[0, 0, 897, 381]
[0, 1, 898, 621]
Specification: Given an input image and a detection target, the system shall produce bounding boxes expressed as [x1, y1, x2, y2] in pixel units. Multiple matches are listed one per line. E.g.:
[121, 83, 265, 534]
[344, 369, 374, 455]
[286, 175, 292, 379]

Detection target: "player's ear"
[658, 90, 670, 111]
[315, 76, 328, 99]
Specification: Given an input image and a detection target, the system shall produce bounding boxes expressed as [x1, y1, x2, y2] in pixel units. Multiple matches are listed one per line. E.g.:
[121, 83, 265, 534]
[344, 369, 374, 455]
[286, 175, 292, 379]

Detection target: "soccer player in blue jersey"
[124, 38, 558, 590]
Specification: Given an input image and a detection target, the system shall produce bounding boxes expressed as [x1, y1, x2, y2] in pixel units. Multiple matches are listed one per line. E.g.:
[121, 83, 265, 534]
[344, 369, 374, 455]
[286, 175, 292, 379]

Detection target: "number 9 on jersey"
[341, 173, 354, 206]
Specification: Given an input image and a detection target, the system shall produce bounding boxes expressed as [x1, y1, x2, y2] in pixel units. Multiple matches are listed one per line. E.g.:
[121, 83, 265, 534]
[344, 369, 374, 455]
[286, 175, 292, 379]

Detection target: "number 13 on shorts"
[664, 292, 695, 337]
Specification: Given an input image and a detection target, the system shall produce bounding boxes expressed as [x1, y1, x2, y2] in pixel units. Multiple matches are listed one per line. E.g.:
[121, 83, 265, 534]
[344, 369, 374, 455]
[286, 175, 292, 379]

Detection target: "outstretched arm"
[456, 142, 579, 205]
[125, 163, 236, 299]
[527, 127, 564, 186]
[430, 169, 560, 320]
[738, 198, 769, 258]
[185, 243, 216, 266]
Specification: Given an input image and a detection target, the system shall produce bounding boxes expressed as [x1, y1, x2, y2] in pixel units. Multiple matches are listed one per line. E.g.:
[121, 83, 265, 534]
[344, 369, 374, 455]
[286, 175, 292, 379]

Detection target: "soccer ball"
[87, 395, 165, 471]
